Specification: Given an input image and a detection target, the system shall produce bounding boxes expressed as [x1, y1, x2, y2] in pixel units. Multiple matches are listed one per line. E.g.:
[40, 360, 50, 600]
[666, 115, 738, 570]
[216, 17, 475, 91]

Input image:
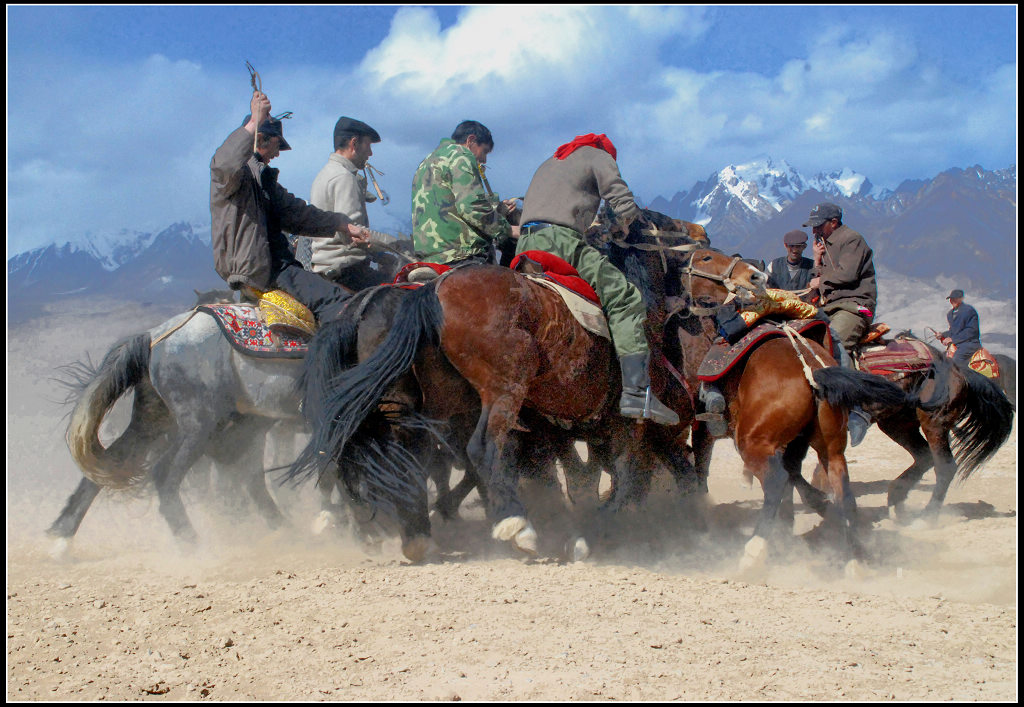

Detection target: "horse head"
[672, 249, 768, 315]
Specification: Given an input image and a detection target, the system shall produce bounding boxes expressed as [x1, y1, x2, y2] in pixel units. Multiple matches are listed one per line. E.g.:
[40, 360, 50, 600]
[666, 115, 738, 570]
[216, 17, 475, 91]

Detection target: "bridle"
[671, 249, 759, 318]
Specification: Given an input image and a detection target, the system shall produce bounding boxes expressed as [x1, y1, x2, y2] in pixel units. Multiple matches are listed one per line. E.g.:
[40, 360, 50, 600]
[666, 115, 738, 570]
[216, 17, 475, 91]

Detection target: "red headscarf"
[554, 133, 617, 161]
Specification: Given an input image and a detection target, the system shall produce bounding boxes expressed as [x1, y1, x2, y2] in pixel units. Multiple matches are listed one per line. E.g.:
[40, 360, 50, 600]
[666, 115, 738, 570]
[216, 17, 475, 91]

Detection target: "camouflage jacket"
[411, 139, 512, 263]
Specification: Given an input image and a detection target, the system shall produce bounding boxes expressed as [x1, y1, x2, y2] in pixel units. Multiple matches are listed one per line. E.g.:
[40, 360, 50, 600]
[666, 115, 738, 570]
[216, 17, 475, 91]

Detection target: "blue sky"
[6, 5, 1017, 254]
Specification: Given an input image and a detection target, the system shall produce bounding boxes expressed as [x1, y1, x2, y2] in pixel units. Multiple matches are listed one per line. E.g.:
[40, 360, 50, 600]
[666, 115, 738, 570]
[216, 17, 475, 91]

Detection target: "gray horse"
[48, 307, 303, 558]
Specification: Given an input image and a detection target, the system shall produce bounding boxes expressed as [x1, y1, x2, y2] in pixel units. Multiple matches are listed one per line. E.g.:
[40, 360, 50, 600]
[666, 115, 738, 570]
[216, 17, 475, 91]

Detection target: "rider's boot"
[619, 353, 680, 426]
[696, 382, 729, 438]
[830, 323, 872, 447]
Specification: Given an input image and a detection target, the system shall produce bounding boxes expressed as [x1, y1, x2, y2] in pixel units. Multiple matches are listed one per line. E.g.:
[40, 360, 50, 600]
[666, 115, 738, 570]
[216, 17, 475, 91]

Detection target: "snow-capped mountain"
[648, 160, 1016, 300]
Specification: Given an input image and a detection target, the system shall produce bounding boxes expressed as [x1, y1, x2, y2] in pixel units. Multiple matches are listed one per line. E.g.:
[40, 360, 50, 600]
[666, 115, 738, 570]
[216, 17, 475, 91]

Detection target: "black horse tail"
[63, 333, 156, 489]
[297, 311, 362, 426]
[948, 363, 1015, 482]
[289, 284, 444, 495]
[811, 366, 911, 410]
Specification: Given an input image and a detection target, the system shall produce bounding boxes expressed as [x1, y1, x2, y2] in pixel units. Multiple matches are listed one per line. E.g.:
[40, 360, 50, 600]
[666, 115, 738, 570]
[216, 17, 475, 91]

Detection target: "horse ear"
[194, 289, 201, 296]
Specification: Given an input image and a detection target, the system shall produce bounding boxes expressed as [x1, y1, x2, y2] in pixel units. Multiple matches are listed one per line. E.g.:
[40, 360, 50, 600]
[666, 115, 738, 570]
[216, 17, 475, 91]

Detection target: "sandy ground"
[6, 300, 1018, 701]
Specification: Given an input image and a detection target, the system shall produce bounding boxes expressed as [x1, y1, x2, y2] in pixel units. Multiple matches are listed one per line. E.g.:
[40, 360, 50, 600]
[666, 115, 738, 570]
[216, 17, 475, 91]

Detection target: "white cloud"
[5, 7, 1016, 255]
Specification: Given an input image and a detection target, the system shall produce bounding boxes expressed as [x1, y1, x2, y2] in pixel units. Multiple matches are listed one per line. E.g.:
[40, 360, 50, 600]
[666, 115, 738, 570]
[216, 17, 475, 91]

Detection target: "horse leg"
[206, 416, 286, 530]
[659, 437, 709, 533]
[738, 450, 789, 574]
[778, 435, 812, 535]
[467, 402, 535, 554]
[46, 477, 102, 559]
[921, 425, 957, 520]
[878, 414, 934, 520]
[433, 465, 479, 521]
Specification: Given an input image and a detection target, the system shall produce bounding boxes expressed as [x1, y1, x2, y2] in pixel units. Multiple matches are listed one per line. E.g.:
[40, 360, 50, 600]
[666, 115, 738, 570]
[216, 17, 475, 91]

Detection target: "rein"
[779, 323, 829, 389]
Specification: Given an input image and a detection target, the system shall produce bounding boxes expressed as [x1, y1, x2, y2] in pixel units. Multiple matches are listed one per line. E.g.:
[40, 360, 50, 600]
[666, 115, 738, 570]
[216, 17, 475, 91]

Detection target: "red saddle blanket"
[392, 261, 452, 288]
[697, 319, 832, 382]
[511, 250, 600, 304]
[198, 304, 308, 358]
[858, 337, 934, 380]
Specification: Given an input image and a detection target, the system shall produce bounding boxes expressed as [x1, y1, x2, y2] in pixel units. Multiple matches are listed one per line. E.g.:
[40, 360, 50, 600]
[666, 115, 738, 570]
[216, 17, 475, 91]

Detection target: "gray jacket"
[210, 126, 351, 290]
[520, 146, 641, 235]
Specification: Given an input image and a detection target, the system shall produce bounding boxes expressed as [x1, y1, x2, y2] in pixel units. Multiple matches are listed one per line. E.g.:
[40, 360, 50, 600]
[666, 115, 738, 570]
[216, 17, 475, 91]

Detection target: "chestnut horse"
[292, 245, 767, 558]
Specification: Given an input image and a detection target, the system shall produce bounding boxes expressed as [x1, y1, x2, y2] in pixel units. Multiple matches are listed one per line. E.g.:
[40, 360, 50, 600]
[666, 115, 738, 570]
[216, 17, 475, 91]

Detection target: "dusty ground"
[6, 300, 1018, 701]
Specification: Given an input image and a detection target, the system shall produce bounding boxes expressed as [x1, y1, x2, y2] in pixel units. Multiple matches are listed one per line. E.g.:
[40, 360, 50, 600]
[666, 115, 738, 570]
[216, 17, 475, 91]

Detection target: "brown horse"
[661, 314, 911, 572]
[292, 243, 767, 559]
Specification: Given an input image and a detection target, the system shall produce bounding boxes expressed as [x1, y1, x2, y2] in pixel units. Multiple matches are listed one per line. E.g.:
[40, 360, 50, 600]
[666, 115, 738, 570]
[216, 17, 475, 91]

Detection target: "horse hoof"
[738, 536, 768, 574]
[492, 516, 528, 542]
[47, 536, 71, 562]
[844, 559, 868, 580]
[513, 524, 539, 556]
[402, 536, 432, 563]
[908, 517, 931, 532]
[311, 510, 338, 536]
[569, 536, 590, 562]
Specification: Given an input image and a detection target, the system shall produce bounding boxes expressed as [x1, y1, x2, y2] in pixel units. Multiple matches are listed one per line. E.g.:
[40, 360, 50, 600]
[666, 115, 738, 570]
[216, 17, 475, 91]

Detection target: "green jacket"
[411, 139, 512, 263]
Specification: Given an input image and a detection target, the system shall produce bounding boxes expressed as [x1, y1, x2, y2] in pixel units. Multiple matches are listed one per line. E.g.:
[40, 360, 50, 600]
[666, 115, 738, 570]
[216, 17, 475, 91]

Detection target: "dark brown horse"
[292, 243, 767, 559]
[843, 335, 1015, 520]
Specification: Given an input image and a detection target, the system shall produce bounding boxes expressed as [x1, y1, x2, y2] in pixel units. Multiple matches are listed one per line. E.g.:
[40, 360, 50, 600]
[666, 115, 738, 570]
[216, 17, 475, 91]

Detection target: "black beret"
[334, 116, 381, 149]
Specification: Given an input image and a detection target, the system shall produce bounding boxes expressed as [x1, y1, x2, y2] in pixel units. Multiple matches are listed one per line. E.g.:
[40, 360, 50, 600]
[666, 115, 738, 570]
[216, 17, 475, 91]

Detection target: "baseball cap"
[242, 114, 292, 150]
[803, 202, 842, 228]
[947, 289, 965, 300]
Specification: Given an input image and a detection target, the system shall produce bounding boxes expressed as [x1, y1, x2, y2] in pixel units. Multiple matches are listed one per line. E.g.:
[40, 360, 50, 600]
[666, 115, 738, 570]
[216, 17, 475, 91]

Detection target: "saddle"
[392, 261, 452, 287]
[954, 346, 1000, 379]
[856, 334, 933, 381]
[698, 318, 832, 381]
[511, 250, 609, 339]
[198, 302, 309, 358]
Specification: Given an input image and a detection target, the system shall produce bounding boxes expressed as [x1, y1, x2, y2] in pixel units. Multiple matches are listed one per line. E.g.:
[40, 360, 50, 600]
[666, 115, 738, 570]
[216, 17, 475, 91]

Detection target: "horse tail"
[290, 284, 444, 492]
[811, 366, 910, 411]
[297, 312, 362, 426]
[947, 364, 1015, 482]
[65, 333, 154, 489]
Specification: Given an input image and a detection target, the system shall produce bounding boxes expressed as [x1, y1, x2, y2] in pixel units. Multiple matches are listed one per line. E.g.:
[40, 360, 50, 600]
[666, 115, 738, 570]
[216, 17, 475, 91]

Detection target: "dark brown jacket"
[210, 126, 351, 290]
[816, 223, 877, 315]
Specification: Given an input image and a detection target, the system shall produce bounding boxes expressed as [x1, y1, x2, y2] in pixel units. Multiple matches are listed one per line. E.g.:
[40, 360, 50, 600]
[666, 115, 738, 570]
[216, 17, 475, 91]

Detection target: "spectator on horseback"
[939, 288, 982, 367]
[516, 133, 679, 426]
[805, 202, 876, 445]
[411, 120, 519, 266]
[210, 90, 371, 324]
[309, 116, 397, 290]
[766, 230, 815, 291]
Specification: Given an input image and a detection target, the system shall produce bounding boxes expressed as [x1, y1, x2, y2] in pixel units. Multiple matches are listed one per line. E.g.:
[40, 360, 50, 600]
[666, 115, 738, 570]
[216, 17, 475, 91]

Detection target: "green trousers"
[516, 225, 648, 358]
[825, 304, 869, 353]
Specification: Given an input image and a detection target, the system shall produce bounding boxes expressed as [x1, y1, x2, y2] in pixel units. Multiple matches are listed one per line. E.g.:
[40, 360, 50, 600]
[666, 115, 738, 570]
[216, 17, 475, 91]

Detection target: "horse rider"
[411, 120, 520, 266]
[766, 229, 815, 292]
[210, 89, 370, 324]
[806, 201, 875, 445]
[515, 133, 679, 426]
[309, 116, 399, 290]
[939, 288, 982, 367]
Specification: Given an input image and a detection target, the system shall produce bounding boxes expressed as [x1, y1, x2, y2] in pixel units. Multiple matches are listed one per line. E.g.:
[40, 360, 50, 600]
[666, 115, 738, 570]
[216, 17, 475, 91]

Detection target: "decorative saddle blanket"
[857, 336, 934, 381]
[198, 304, 308, 358]
[697, 318, 832, 382]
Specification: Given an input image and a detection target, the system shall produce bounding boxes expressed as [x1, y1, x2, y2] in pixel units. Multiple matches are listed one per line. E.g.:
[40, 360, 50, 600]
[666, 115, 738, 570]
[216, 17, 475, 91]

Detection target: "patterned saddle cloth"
[857, 336, 934, 381]
[198, 303, 308, 358]
[697, 318, 832, 382]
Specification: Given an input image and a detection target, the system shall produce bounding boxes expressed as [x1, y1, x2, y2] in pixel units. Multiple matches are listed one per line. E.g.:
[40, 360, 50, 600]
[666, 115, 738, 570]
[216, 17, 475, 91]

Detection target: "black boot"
[619, 353, 680, 426]
[829, 324, 872, 446]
